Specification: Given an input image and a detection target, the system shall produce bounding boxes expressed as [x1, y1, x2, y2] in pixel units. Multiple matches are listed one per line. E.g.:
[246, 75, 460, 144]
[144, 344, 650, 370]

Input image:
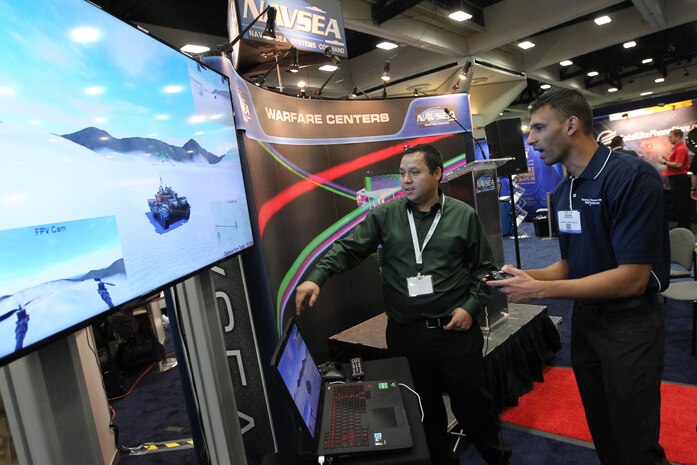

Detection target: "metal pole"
[508, 175, 521, 269]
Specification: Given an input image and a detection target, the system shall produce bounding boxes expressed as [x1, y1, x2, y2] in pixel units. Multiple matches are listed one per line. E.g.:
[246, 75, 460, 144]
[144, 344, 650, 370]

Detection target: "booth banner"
[229, 72, 473, 144]
[209, 257, 276, 458]
[593, 100, 697, 165]
[200, 54, 474, 145]
[234, 0, 348, 57]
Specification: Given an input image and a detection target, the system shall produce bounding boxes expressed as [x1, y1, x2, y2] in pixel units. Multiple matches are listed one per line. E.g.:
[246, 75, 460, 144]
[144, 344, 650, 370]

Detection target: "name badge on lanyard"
[406, 195, 444, 297]
[407, 274, 434, 297]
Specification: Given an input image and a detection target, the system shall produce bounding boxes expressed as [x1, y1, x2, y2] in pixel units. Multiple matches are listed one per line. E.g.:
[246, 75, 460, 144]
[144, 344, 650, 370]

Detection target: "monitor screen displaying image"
[0, 0, 254, 366]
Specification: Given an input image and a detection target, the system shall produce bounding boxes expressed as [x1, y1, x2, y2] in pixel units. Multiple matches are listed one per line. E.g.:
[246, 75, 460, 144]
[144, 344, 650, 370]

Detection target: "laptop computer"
[271, 318, 413, 458]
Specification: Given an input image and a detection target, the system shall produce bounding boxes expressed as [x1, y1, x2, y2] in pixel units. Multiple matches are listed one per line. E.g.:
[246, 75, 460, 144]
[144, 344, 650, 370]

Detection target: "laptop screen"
[273, 320, 323, 439]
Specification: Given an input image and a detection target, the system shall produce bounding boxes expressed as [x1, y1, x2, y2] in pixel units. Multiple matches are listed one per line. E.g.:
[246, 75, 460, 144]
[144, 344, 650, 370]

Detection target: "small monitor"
[271, 319, 323, 439]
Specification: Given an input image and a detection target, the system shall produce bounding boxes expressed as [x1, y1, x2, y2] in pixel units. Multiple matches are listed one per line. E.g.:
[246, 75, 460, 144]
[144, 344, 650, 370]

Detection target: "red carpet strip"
[500, 366, 697, 465]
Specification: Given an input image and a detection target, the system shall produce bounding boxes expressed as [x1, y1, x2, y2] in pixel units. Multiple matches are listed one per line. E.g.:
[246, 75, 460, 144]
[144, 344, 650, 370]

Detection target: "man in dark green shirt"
[295, 144, 511, 465]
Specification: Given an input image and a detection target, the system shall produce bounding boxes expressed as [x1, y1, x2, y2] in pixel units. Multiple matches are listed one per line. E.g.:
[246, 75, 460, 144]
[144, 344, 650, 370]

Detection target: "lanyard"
[407, 194, 444, 268]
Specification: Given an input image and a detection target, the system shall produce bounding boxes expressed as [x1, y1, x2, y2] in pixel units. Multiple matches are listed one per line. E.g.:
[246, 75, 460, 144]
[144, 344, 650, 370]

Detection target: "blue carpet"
[457, 425, 597, 465]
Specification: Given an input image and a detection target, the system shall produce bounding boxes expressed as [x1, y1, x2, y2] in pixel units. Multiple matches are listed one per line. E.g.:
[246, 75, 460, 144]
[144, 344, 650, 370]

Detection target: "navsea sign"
[236, 0, 347, 57]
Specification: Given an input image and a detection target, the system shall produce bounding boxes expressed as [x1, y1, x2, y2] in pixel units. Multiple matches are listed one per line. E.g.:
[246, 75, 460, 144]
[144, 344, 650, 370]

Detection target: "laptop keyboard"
[323, 384, 370, 449]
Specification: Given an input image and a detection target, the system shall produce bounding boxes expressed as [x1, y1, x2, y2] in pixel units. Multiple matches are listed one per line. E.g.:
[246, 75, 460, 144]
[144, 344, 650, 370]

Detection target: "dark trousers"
[668, 174, 691, 229]
[571, 297, 669, 465]
[386, 322, 509, 465]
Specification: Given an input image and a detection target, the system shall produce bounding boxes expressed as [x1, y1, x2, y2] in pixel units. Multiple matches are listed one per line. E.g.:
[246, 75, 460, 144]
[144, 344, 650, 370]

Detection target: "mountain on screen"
[61, 127, 224, 164]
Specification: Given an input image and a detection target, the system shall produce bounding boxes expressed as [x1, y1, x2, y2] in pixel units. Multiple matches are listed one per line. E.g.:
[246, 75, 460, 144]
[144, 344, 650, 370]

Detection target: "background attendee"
[690, 151, 697, 201]
[488, 88, 671, 465]
[658, 129, 690, 229]
[609, 135, 638, 156]
[295, 144, 511, 465]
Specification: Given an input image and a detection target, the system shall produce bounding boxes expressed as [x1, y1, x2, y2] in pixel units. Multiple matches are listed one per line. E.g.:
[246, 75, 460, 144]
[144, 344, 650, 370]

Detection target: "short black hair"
[670, 128, 684, 138]
[610, 135, 624, 148]
[528, 88, 593, 136]
[403, 144, 444, 179]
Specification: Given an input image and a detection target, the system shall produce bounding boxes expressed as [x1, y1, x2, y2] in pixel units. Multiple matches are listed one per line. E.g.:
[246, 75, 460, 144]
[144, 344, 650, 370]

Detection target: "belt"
[398, 315, 452, 329]
[576, 294, 658, 313]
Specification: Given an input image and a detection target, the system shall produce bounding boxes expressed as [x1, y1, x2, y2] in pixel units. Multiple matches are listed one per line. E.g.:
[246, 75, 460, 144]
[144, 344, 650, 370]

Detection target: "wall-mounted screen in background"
[0, 0, 254, 366]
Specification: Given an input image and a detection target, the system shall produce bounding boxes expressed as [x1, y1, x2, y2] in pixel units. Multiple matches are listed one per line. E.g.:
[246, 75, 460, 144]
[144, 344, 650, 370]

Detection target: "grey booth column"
[171, 270, 248, 465]
[0, 329, 117, 465]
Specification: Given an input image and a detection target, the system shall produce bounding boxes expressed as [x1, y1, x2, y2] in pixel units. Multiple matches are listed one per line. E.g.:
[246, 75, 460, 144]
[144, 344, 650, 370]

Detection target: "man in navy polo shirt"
[488, 88, 670, 465]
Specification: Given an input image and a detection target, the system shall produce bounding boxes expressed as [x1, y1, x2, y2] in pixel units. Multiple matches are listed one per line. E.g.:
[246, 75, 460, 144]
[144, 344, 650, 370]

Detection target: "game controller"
[484, 270, 513, 281]
[317, 361, 346, 381]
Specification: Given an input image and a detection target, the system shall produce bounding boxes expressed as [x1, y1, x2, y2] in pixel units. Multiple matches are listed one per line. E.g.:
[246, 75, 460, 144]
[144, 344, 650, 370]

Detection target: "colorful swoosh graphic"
[259, 134, 473, 332]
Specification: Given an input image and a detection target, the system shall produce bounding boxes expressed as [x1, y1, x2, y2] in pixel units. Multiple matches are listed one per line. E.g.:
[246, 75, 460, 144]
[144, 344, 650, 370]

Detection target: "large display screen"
[0, 0, 254, 366]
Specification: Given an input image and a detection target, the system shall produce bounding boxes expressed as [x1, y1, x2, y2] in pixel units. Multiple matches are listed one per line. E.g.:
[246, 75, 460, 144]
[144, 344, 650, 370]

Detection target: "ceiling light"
[607, 87, 618, 93]
[540, 84, 551, 89]
[559, 60, 573, 67]
[382, 61, 391, 81]
[642, 58, 653, 64]
[350, 87, 358, 99]
[640, 91, 653, 96]
[288, 47, 299, 73]
[262, 7, 277, 40]
[319, 64, 338, 72]
[655, 77, 664, 83]
[623, 41, 636, 49]
[587, 71, 599, 77]
[376, 41, 398, 50]
[297, 80, 306, 88]
[517, 40, 535, 50]
[448, 10, 472, 21]
[181, 44, 210, 54]
[594, 16, 611, 25]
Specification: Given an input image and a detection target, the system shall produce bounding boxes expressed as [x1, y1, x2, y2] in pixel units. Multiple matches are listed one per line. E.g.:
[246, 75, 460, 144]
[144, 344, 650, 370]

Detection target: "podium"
[445, 158, 513, 329]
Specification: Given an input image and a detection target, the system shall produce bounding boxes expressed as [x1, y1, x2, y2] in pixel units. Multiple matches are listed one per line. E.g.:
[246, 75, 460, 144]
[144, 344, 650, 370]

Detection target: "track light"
[458, 61, 472, 80]
[288, 47, 299, 73]
[382, 61, 391, 81]
[324, 47, 341, 65]
[350, 86, 358, 99]
[262, 7, 277, 40]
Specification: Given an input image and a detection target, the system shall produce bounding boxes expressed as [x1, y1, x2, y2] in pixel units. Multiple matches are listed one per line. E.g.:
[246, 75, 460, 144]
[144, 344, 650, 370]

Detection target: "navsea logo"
[416, 106, 451, 128]
[236, 89, 252, 123]
[476, 175, 497, 193]
[242, 0, 346, 56]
